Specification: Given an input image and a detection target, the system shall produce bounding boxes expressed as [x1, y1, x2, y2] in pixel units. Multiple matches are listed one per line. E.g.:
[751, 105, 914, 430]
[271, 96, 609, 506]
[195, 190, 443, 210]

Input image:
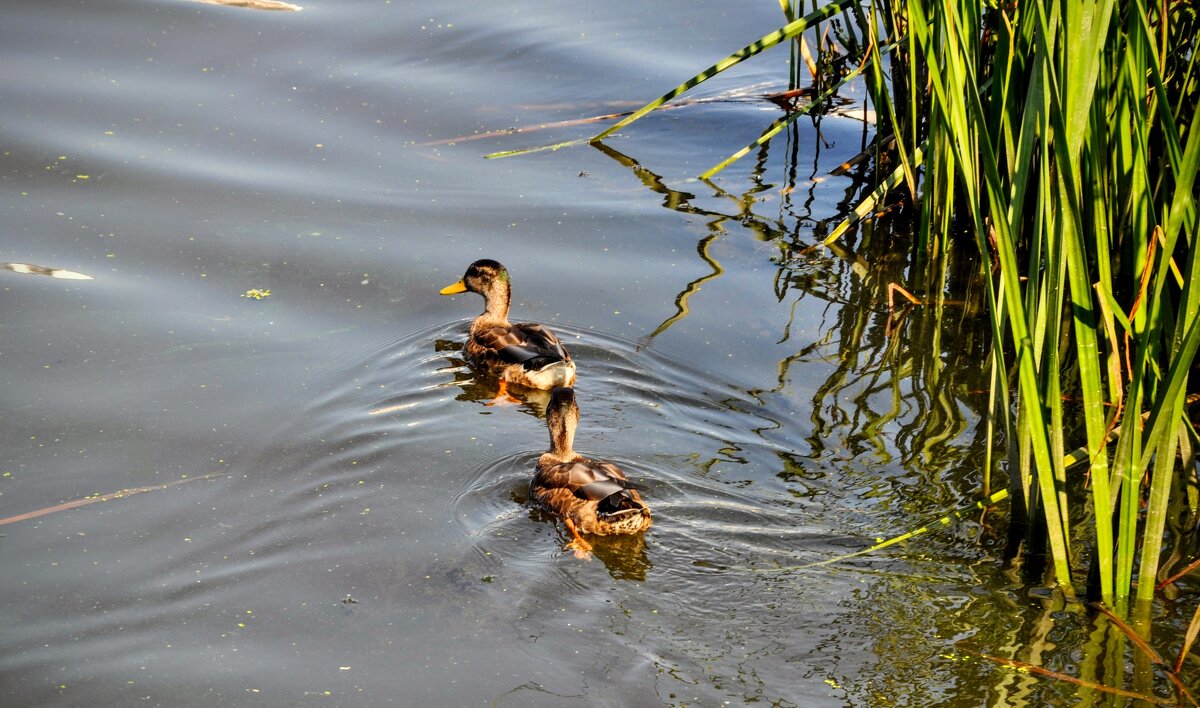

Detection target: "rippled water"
[4, 0, 1197, 706]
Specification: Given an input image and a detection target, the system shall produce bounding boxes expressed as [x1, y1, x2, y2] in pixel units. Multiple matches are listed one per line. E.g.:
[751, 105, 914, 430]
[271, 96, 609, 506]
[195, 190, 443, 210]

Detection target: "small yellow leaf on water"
[242, 288, 271, 300]
[76, 175, 89, 180]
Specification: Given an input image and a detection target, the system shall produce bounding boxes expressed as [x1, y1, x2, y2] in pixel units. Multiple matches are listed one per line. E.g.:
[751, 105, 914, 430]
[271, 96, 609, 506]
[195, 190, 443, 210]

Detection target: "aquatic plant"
[487, 0, 1199, 695]
[877, 0, 1200, 616]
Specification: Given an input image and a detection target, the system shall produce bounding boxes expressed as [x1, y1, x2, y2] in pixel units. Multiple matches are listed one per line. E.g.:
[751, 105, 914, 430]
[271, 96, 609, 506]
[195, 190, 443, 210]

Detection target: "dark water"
[3, 0, 1196, 705]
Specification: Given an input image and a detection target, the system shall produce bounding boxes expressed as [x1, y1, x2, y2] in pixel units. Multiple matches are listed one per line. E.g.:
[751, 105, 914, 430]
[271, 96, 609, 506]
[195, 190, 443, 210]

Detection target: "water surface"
[3, 0, 1196, 705]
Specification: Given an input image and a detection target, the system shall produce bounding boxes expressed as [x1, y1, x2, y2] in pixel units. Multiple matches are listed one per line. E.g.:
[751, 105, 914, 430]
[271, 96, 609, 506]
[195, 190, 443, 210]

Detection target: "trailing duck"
[531, 387, 652, 558]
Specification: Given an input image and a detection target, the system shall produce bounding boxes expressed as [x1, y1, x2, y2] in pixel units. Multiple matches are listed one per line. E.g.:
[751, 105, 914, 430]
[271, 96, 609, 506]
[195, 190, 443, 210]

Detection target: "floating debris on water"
[242, 288, 271, 300]
[2, 262, 93, 280]
[192, 0, 303, 11]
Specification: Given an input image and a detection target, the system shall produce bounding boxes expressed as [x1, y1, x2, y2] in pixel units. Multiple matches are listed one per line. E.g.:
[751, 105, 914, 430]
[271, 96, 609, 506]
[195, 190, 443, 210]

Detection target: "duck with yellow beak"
[439, 259, 577, 397]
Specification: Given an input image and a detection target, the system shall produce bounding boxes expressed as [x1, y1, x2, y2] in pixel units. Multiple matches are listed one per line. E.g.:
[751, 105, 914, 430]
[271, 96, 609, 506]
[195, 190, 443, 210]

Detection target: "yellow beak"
[439, 280, 468, 295]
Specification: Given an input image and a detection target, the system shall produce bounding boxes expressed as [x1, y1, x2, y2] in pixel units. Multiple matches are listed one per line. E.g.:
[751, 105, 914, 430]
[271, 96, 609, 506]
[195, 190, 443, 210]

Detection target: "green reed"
[901, 0, 1199, 611]
[486, 0, 1199, 625]
[744, 0, 1200, 614]
[840, 1, 1199, 693]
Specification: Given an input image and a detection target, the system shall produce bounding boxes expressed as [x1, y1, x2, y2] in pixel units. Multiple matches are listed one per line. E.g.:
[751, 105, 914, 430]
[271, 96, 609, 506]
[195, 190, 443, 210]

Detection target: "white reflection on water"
[2, 262, 93, 279]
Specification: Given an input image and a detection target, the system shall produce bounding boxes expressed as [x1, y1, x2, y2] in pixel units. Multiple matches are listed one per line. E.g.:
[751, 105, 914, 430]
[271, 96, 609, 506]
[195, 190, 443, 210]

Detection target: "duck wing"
[534, 460, 638, 502]
[473, 322, 570, 370]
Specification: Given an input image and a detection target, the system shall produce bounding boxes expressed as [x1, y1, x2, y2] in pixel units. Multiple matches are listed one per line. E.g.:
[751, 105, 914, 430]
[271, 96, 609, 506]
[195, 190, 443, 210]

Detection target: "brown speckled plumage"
[531, 387, 651, 557]
[439, 259, 576, 390]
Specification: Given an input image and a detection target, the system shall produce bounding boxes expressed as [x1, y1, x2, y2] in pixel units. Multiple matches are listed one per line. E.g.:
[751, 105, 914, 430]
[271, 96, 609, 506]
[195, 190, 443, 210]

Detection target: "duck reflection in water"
[520, 500, 652, 581]
[434, 337, 553, 416]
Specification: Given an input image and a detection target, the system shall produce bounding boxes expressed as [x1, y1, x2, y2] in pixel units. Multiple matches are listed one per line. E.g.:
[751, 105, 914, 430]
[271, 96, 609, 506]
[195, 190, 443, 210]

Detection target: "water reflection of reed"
[593, 122, 993, 516]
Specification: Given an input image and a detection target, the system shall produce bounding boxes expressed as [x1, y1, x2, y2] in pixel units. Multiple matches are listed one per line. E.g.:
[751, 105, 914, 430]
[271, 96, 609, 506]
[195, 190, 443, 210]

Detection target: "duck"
[531, 387, 652, 558]
[439, 260, 577, 400]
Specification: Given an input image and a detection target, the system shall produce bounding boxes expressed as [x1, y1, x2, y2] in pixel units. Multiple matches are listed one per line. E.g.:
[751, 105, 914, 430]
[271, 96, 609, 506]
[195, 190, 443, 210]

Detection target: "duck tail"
[523, 359, 576, 387]
[597, 491, 649, 518]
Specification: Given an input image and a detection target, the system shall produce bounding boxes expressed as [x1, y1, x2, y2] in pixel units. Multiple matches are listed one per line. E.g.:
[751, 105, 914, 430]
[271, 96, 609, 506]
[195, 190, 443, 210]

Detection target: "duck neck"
[480, 279, 511, 322]
[549, 416, 576, 459]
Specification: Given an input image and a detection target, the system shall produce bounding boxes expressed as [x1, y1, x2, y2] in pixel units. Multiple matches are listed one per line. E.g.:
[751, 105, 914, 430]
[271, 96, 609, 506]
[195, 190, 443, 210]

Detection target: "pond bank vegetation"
[488, 0, 1199, 699]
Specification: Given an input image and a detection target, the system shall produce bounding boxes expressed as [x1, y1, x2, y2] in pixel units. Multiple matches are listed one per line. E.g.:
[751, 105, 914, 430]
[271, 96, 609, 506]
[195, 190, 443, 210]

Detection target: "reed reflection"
[592, 117, 992, 515]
